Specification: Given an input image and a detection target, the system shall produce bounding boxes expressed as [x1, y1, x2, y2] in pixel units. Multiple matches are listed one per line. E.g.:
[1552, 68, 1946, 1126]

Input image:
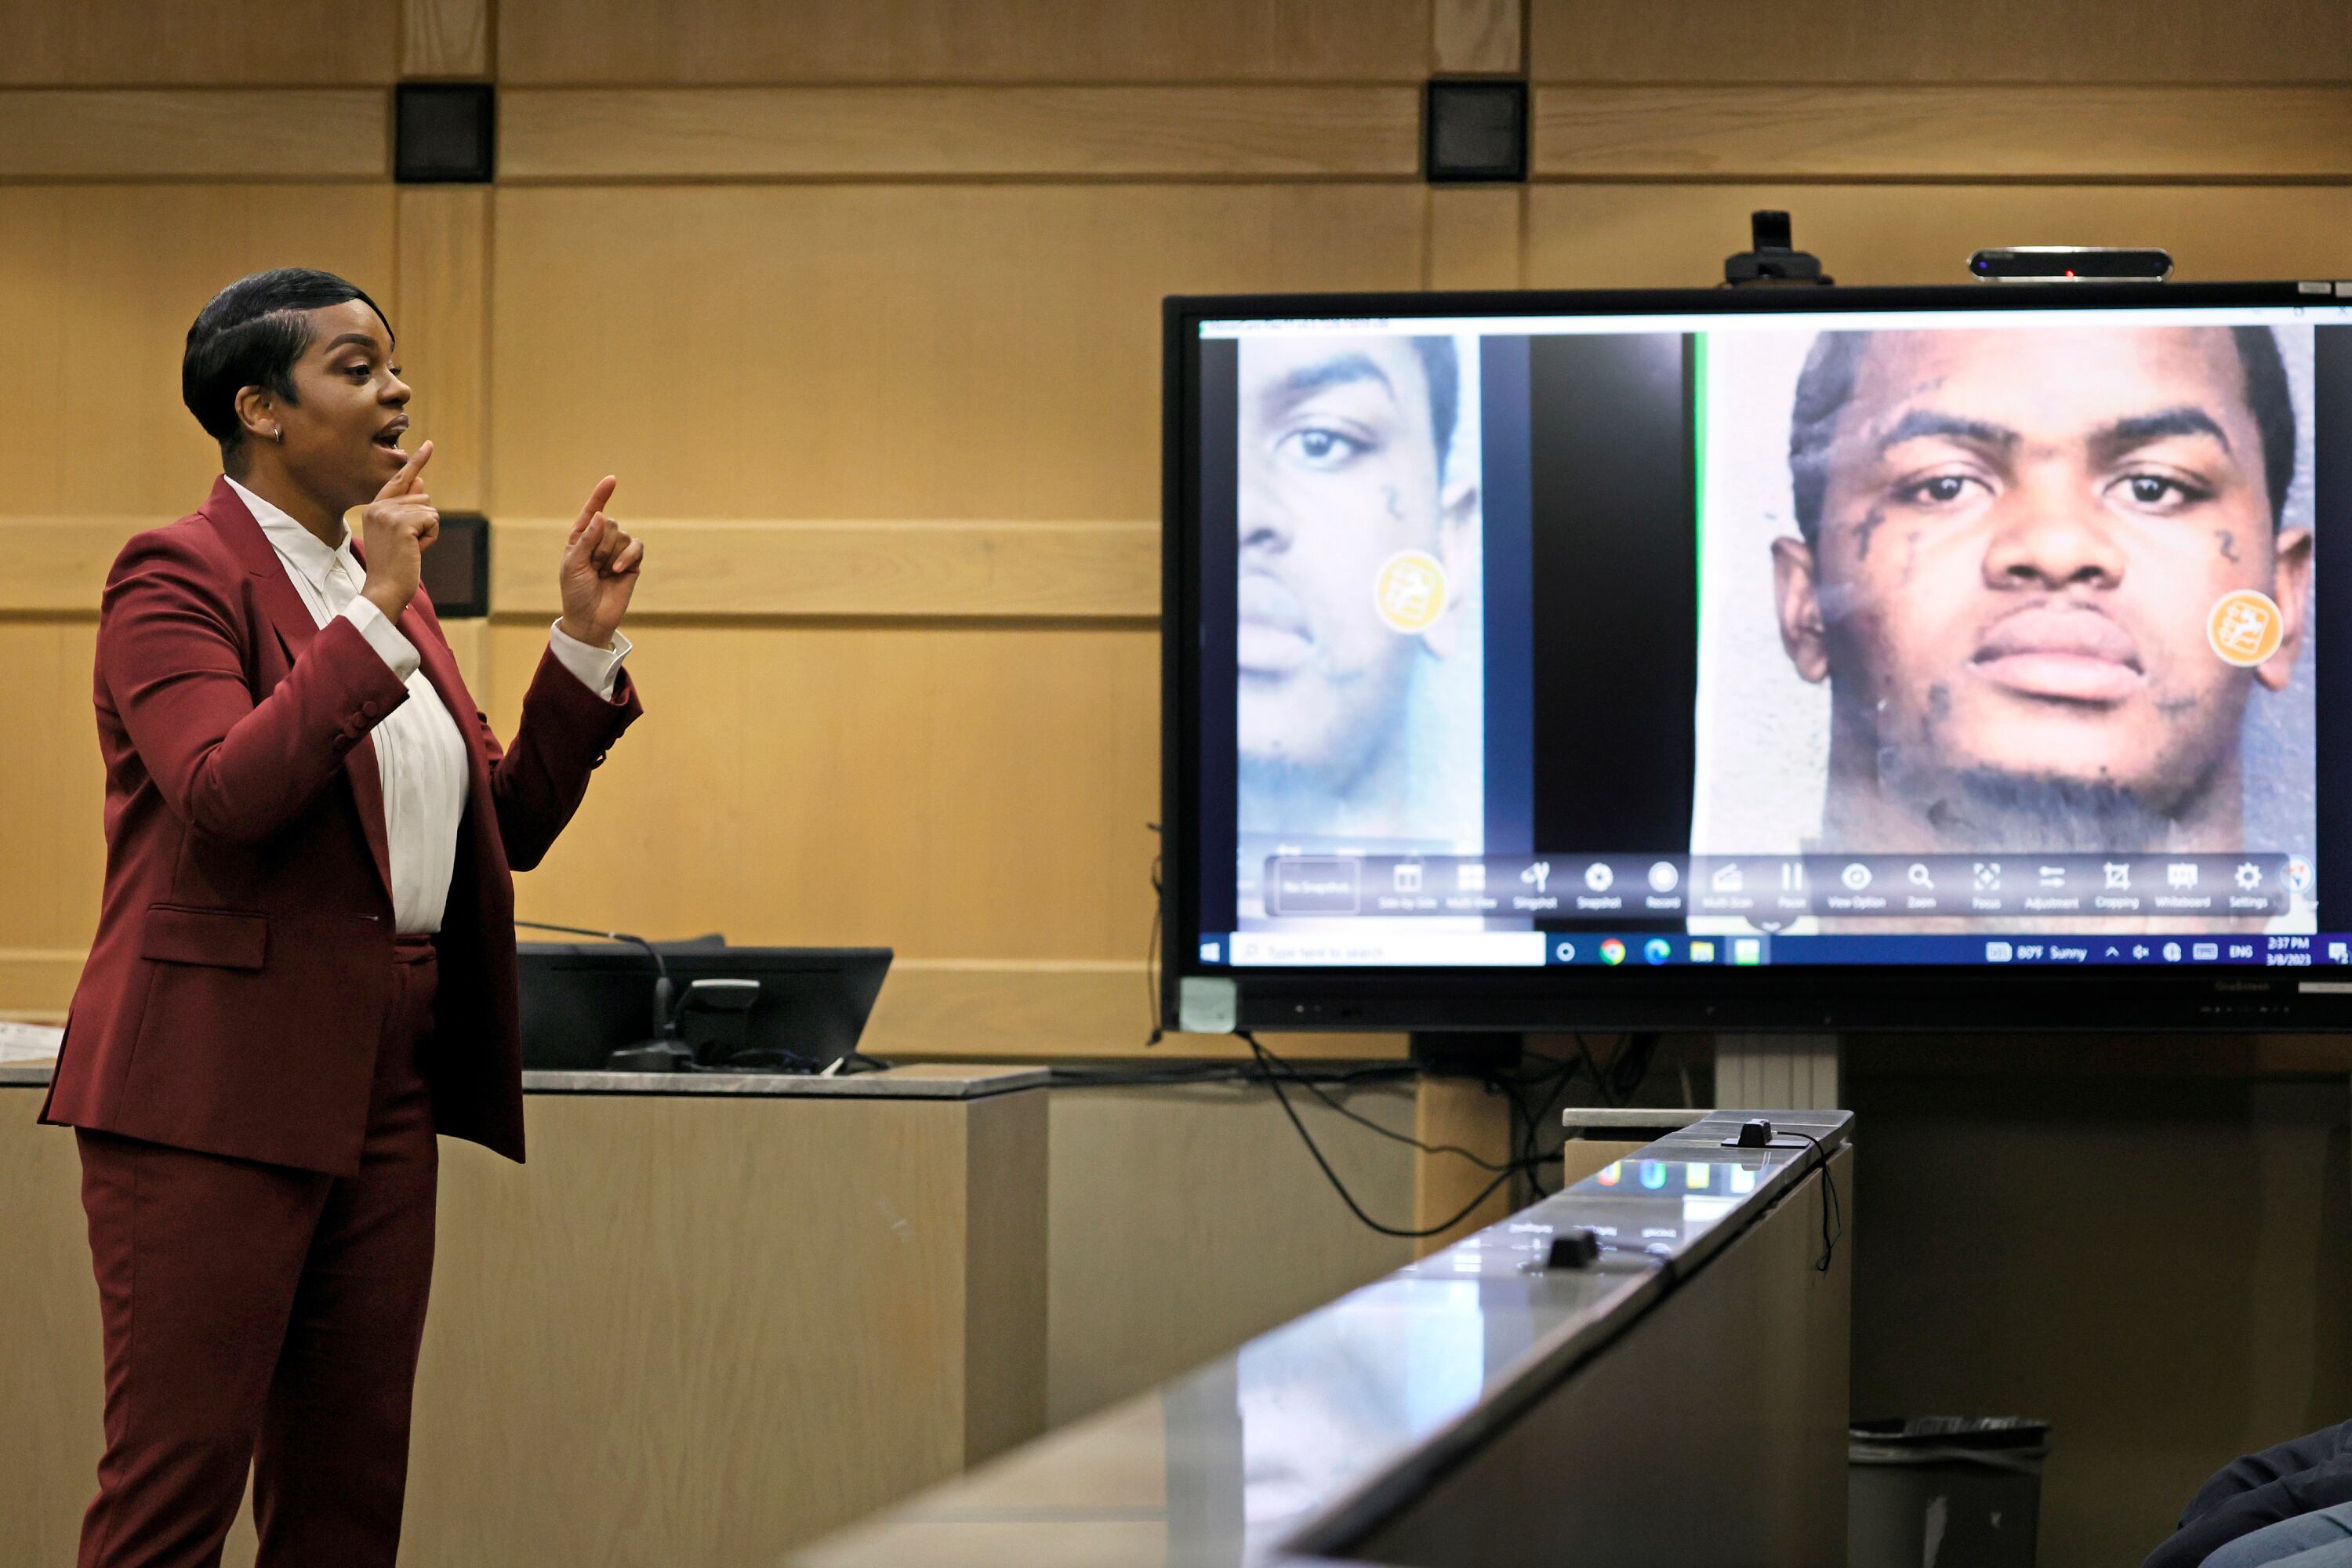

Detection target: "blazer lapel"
[205, 477, 321, 672]
[203, 478, 397, 908]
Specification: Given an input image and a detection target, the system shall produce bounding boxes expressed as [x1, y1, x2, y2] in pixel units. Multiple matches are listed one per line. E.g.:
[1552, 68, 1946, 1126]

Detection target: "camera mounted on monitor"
[1723, 210, 1833, 288]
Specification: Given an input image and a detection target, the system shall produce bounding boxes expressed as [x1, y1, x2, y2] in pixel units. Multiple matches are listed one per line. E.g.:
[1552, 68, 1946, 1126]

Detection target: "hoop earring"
[272, 428, 285, 444]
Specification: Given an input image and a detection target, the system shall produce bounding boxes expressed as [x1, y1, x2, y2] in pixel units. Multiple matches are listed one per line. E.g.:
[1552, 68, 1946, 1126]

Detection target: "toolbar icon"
[1393, 862, 1421, 893]
[1599, 938, 1626, 966]
[1522, 862, 1551, 894]
[1974, 862, 2001, 891]
[1781, 862, 1806, 892]
[1690, 941, 1717, 963]
[1842, 862, 1871, 891]
[2234, 862, 2263, 891]
[2104, 862, 2131, 890]
[1643, 938, 1672, 965]
[1908, 863, 1934, 890]
[2331, 942, 2349, 965]
[2163, 942, 2183, 962]
[1457, 862, 1486, 891]
[1712, 862, 1744, 893]
[2038, 865, 2065, 888]
[2168, 862, 2198, 889]
[1732, 938, 1762, 965]
[2192, 942, 2220, 960]
[1648, 861, 1679, 893]
[1585, 862, 1613, 892]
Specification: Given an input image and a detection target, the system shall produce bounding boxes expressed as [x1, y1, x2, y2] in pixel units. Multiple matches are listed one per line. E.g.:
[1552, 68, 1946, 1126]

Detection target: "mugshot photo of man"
[1234, 332, 1483, 870]
[1695, 323, 2314, 880]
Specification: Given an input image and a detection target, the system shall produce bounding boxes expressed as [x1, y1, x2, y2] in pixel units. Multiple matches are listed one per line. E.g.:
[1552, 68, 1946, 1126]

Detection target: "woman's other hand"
[557, 476, 643, 648]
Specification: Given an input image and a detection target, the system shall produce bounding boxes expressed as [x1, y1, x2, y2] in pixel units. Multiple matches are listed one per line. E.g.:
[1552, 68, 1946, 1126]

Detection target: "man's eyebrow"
[1270, 352, 1396, 406]
[2091, 406, 2232, 463]
[1877, 409, 2019, 454]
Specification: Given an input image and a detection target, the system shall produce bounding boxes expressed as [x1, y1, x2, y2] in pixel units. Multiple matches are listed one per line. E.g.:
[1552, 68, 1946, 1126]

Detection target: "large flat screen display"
[1163, 282, 2352, 1031]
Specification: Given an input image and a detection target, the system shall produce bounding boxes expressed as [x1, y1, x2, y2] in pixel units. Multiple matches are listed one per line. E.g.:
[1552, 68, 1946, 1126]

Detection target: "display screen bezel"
[1163, 280, 2352, 1033]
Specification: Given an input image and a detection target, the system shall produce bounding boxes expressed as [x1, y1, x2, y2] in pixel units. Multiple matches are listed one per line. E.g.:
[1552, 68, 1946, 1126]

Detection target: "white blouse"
[227, 477, 629, 935]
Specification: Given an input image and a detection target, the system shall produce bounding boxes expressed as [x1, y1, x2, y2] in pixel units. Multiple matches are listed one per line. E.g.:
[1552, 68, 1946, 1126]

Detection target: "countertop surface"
[794, 1106, 1853, 1568]
[0, 1056, 1046, 1098]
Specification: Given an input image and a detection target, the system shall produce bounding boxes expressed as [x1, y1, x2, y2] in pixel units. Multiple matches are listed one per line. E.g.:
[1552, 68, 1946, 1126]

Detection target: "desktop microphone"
[514, 920, 694, 1072]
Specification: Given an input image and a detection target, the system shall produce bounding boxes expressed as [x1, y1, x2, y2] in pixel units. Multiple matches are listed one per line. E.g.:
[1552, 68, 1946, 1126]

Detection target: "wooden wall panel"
[1526, 184, 2352, 290]
[1428, 187, 1523, 289]
[0, 185, 397, 515]
[0, 0, 398, 85]
[402, 0, 492, 78]
[483, 619, 1160, 962]
[0, 623, 106, 957]
[487, 518, 1158, 619]
[1532, 85, 2352, 182]
[501, 86, 1422, 181]
[861, 961, 1408, 1060]
[392, 187, 492, 514]
[0, 91, 388, 180]
[1433, 0, 1523, 74]
[486, 184, 1427, 522]
[498, 0, 1438, 85]
[1528, 0, 2352, 82]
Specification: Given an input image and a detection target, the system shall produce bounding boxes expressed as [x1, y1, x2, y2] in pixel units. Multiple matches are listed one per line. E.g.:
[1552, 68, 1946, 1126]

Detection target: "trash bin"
[1849, 1416, 2050, 1568]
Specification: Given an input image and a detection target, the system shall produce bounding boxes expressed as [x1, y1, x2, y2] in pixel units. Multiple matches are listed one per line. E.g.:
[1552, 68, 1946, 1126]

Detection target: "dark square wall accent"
[1423, 79, 1528, 184]
[395, 83, 495, 184]
[419, 512, 492, 618]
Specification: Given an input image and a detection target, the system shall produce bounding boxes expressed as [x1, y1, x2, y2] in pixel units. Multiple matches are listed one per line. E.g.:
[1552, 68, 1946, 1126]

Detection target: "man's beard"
[1831, 763, 2179, 855]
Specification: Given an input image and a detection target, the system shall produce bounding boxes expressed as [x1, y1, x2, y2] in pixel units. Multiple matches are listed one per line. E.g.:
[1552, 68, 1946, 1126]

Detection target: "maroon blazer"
[41, 478, 641, 1175]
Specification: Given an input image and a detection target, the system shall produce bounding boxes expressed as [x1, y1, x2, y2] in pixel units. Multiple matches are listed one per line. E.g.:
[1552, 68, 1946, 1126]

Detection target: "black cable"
[1504, 1051, 1586, 1200]
[1573, 1035, 1618, 1108]
[1242, 1033, 1526, 1240]
[1145, 825, 1164, 1047]
[1249, 1033, 1519, 1172]
[1607, 1033, 1660, 1100]
[1777, 1127, 1845, 1273]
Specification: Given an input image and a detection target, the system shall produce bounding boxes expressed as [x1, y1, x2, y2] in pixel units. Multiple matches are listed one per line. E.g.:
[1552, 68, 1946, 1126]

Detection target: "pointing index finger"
[376, 438, 433, 499]
[572, 476, 618, 535]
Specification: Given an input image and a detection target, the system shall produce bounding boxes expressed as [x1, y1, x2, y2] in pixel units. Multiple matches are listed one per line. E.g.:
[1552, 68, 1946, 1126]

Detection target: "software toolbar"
[1261, 854, 2308, 920]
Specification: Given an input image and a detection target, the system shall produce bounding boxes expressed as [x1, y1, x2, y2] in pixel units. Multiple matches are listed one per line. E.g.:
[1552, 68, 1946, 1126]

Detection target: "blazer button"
[362, 700, 382, 719]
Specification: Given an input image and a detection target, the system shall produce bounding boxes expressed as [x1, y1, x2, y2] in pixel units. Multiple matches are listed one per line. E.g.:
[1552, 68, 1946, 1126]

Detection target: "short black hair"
[182, 267, 392, 460]
[1410, 336, 1460, 477]
[1788, 325, 2296, 541]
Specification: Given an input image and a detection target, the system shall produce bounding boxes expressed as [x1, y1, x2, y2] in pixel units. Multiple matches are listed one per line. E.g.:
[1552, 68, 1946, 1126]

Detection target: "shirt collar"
[223, 475, 357, 597]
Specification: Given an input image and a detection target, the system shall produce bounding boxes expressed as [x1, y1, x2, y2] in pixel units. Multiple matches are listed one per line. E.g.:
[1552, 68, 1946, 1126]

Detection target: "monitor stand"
[1715, 1034, 1842, 1109]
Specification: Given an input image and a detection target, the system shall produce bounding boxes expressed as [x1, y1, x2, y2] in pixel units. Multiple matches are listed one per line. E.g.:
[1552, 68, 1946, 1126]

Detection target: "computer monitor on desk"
[517, 941, 894, 1072]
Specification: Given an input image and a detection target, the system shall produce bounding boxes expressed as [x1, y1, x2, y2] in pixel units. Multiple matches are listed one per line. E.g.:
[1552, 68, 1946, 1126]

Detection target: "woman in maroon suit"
[40, 267, 647, 1566]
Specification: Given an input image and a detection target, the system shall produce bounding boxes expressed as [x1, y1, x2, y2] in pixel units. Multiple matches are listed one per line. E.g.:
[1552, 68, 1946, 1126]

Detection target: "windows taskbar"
[1207, 931, 2352, 968]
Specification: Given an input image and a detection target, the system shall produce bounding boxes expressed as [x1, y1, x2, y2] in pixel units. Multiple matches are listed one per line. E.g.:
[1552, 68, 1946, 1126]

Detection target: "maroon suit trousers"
[74, 936, 441, 1568]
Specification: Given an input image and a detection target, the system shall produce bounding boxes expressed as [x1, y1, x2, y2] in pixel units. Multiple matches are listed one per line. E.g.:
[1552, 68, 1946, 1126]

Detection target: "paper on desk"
[0, 1021, 65, 1063]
